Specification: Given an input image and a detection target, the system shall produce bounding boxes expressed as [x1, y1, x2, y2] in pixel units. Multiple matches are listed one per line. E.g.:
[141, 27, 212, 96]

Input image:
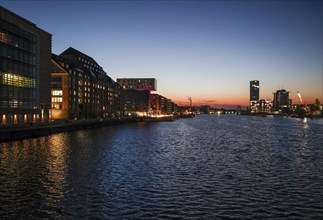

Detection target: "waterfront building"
[106, 77, 124, 118]
[117, 78, 156, 116]
[150, 94, 162, 115]
[0, 6, 52, 125]
[150, 93, 177, 116]
[258, 99, 273, 113]
[164, 98, 173, 115]
[123, 89, 150, 116]
[164, 98, 175, 115]
[51, 47, 123, 120]
[273, 89, 291, 112]
[51, 54, 94, 120]
[117, 78, 157, 91]
[250, 80, 259, 113]
[59, 47, 108, 118]
[149, 94, 169, 115]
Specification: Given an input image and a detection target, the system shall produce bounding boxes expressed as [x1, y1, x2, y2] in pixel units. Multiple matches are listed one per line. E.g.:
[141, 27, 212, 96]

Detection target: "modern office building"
[117, 78, 156, 116]
[149, 94, 162, 115]
[117, 78, 157, 91]
[273, 89, 291, 112]
[164, 98, 175, 115]
[123, 89, 150, 116]
[149, 93, 176, 115]
[250, 80, 260, 113]
[258, 99, 273, 113]
[0, 6, 52, 125]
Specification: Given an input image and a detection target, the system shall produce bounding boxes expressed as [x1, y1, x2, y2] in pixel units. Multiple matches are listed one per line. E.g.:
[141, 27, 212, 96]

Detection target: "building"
[165, 98, 176, 115]
[149, 94, 162, 115]
[258, 99, 273, 113]
[149, 93, 176, 116]
[273, 89, 291, 112]
[106, 77, 124, 118]
[117, 78, 157, 91]
[0, 6, 52, 125]
[51, 47, 123, 120]
[123, 89, 150, 116]
[117, 78, 156, 116]
[51, 53, 96, 120]
[250, 80, 259, 113]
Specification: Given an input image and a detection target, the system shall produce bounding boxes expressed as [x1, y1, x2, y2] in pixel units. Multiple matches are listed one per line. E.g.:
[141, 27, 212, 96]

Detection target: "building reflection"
[0, 135, 70, 213]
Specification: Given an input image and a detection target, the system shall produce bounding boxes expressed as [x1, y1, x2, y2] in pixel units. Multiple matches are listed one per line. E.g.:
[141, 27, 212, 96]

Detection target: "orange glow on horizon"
[173, 94, 321, 108]
[173, 97, 249, 107]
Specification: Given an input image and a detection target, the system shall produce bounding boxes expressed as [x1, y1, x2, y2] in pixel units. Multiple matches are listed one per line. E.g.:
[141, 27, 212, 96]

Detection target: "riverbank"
[0, 118, 136, 142]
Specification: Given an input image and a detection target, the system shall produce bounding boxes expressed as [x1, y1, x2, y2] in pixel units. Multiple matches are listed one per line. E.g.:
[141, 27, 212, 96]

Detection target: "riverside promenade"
[0, 118, 136, 142]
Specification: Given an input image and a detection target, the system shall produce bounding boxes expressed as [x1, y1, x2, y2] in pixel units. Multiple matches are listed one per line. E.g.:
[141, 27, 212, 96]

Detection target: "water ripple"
[1, 115, 323, 219]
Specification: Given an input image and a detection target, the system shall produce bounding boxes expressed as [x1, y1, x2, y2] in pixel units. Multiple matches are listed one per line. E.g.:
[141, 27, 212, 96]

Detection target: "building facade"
[149, 93, 176, 115]
[273, 89, 291, 112]
[258, 99, 273, 113]
[149, 94, 161, 115]
[123, 89, 150, 116]
[0, 6, 52, 125]
[51, 47, 123, 120]
[106, 77, 124, 118]
[250, 80, 260, 113]
[59, 47, 108, 119]
[117, 78, 157, 91]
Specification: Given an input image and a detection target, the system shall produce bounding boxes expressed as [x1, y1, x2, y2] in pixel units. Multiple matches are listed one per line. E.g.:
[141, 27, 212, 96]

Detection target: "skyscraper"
[273, 89, 290, 112]
[250, 80, 259, 113]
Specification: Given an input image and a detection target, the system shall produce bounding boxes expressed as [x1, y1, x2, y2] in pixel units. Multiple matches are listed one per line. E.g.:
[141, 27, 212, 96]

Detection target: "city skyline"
[1, 0, 322, 107]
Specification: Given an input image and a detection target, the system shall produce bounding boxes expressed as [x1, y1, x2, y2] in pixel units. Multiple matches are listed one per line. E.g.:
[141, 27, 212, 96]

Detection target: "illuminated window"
[1, 72, 35, 88]
[51, 97, 62, 103]
[0, 32, 9, 43]
[52, 103, 61, 109]
[52, 90, 63, 96]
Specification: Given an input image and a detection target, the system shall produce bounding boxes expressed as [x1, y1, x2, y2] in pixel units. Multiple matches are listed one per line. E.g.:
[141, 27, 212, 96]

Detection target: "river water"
[0, 115, 322, 219]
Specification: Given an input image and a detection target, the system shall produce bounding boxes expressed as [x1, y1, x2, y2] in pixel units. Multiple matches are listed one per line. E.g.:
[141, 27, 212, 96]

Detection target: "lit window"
[2, 72, 35, 88]
[52, 90, 63, 96]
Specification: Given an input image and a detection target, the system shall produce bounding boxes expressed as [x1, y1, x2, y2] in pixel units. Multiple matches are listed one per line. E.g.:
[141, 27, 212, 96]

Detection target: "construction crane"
[188, 97, 192, 108]
[297, 91, 309, 114]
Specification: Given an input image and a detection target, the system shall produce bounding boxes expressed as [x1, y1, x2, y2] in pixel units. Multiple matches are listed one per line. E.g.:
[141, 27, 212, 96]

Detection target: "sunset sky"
[1, 0, 322, 107]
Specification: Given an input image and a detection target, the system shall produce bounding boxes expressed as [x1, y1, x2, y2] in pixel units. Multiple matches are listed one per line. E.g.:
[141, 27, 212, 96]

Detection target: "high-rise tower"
[273, 89, 290, 112]
[250, 80, 259, 113]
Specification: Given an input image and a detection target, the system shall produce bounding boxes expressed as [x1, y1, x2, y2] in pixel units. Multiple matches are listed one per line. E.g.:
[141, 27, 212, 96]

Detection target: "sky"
[1, 0, 322, 107]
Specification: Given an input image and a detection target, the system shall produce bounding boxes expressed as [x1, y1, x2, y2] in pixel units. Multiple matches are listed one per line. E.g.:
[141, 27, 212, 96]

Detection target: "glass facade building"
[250, 80, 260, 113]
[0, 6, 51, 124]
[273, 89, 290, 112]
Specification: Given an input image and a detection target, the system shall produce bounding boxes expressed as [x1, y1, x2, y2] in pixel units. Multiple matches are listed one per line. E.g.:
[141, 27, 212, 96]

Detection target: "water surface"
[1, 115, 322, 219]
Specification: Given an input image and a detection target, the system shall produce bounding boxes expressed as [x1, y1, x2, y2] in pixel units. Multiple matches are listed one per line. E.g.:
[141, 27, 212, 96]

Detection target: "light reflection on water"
[0, 115, 323, 219]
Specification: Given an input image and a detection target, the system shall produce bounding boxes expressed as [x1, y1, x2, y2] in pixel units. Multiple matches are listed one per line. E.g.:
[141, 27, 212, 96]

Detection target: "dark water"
[1, 115, 323, 219]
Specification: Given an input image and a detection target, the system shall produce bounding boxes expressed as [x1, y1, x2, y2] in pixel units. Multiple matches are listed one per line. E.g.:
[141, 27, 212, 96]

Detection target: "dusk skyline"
[1, 0, 322, 107]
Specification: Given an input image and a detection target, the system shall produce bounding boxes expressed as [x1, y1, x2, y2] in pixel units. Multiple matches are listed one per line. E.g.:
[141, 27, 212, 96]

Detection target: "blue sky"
[1, 0, 322, 106]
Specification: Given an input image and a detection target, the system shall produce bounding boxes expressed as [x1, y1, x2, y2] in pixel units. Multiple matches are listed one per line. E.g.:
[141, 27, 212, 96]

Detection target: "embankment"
[0, 118, 136, 142]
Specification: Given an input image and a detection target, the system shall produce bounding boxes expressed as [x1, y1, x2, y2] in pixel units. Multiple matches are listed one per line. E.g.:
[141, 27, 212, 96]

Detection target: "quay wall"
[0, 118, 136, 142]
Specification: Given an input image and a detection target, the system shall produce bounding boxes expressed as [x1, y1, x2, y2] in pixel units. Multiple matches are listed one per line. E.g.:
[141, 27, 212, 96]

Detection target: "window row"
[0, 44, 36, 65]
[0, 19, 37, 42]
[52, 90, 62, 96]
[0, 100, 37, 108]
[52, 97, 62, 103]
[0, 30, 36, 52]
[1, 72, 36, 88]
[1, 58, 36, 76]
